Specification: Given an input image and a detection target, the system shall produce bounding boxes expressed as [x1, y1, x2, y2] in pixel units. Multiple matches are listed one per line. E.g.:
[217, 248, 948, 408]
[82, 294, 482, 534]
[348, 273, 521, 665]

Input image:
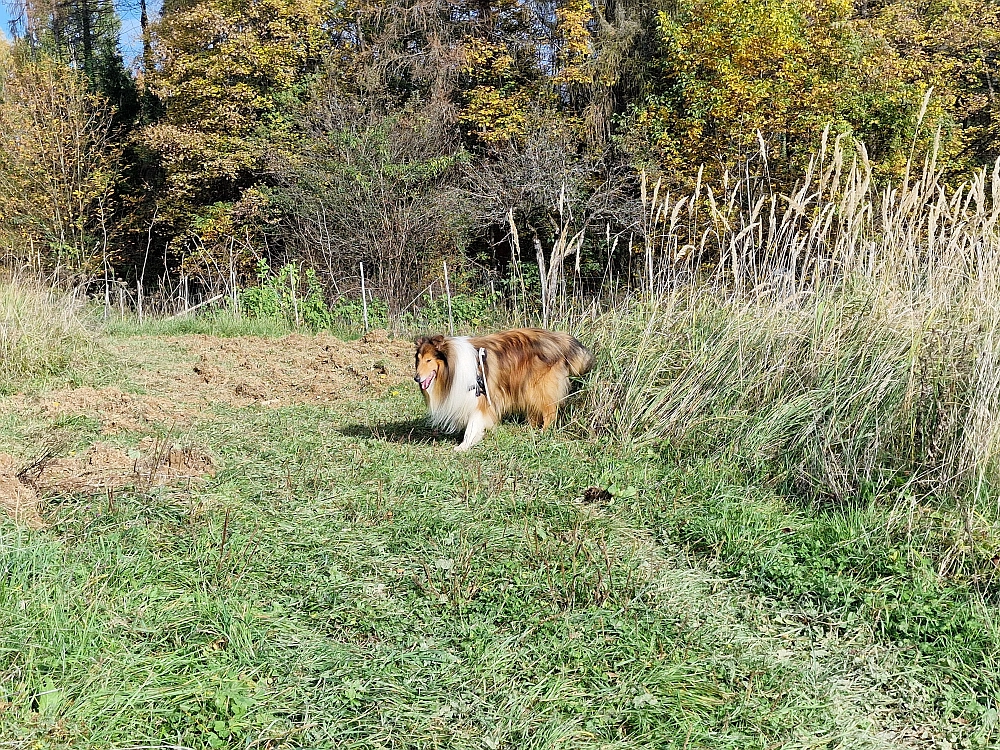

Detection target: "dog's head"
[414, 335, 446, 392]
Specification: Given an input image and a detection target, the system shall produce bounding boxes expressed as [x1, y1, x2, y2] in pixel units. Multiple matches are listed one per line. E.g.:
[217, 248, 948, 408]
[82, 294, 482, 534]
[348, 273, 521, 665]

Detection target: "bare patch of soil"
[143, 329, 414, 408]
[0, 329, 416, 525]
[1, 329, 417, 435]
[6, 386, 206, 433]
[0, 440, 216, 527]
[0, 455, 45, 529]
[36, 438, 217, 494]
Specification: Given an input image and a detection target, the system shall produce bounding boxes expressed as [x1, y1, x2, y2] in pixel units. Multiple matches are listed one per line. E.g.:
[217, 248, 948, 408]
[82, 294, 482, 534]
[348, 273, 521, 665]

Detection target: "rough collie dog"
[413, 328, 594, 451]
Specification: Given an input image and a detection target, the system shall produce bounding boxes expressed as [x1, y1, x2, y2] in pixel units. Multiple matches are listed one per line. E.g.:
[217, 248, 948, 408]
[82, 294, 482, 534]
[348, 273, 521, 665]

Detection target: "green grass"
[103, 308, 296, 338]
[102, 307, 405, 342]
[625, 457, 1000, 725]
[1, 369, 992, 748]
[0, 281, 97, 393]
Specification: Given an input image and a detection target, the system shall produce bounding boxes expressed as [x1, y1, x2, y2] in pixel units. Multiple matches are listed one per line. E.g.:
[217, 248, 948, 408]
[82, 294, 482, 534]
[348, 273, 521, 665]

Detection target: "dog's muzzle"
[416, 372, 436, 391]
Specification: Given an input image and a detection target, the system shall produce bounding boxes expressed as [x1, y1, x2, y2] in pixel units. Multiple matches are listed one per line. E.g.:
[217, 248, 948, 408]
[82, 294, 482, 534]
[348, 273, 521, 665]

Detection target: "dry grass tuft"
[577, 132, 1000, 507]
[0, 280, 95, 392]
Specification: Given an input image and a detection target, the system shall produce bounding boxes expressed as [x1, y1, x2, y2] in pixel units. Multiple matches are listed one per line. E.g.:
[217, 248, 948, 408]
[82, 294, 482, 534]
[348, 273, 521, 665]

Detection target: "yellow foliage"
[0, 53, 120, 277]
[552, 0, 594, 86]
[623, 0, 921, 179]
[869, 0, 1000, 174]
[457, 0, 597, 144]
[458, 30, 534, 144]
[463, 37, 517, 78]
[144, 0, 326, 205]
[459, 86, 531, 143]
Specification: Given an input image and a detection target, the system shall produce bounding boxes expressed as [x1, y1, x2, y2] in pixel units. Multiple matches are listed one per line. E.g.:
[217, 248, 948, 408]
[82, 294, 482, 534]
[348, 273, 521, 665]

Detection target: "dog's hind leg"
[538, 371, 567, 429]
[456, 411, 492, 452]
[540, 402, 558, 429]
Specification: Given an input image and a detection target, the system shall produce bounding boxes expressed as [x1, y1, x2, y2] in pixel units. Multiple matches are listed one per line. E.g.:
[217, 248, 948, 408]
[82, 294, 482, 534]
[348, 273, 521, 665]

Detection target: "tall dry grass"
[0, 280, 95, 392]
[577, 130, 1000, 506]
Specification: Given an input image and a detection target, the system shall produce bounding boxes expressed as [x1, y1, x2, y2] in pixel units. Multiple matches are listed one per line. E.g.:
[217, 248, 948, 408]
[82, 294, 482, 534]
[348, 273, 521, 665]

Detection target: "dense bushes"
[2, 0, 998, 316]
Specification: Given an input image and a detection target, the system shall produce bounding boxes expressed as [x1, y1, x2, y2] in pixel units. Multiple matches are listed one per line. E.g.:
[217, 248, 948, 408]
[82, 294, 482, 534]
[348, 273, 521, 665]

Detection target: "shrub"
[240, 260, 332, 330]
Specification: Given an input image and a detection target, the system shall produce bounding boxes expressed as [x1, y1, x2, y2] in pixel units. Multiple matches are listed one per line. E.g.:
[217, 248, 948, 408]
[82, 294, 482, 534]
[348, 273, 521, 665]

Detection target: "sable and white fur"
[414, 328, 594, 451]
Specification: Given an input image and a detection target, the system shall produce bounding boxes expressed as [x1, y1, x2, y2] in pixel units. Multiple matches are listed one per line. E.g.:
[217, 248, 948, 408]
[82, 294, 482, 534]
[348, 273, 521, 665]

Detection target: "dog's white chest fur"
[427, 337, 481, 435]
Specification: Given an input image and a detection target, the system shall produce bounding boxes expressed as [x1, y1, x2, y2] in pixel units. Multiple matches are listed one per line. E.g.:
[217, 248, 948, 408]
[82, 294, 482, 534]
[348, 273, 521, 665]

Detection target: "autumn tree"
[1, 0, 994, 299]
[616, 0, 919, 181]
[0, 48, 121, 280]
[454, 0, 542, 144]
[865, 0, 1000, 172]
[3, 0, 136, 121]
[140, 0, 328, 286]
[455, 0, 607, 146]
[324, 0, 543, 145]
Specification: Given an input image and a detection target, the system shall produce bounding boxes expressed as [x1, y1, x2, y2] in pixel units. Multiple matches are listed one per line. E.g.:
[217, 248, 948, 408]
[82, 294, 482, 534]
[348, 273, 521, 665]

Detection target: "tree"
[454, 0, 544, 144]
[139, 0, 327, 286]
[0, 49, 121, 280]
[142, 0, 326, 208]
[3, 0, 137, 121]
[867, 0, 1000, 172]
[617, 0, 920, 181]
[464, 118, 633, 321]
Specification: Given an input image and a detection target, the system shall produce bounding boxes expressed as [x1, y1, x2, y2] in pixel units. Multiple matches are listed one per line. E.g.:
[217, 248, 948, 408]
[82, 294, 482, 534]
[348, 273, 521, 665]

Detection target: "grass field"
[5, 131, 1000, 749]
[0, 314, 995, 750]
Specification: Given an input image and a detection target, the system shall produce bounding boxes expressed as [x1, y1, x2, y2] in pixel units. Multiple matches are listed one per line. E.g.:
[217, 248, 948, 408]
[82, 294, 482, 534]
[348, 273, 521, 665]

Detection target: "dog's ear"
[414, 335, 447, 359]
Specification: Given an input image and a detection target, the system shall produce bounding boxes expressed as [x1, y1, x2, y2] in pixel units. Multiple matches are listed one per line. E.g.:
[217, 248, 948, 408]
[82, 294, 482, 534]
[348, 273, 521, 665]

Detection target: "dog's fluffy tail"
[563, 335, 595, 377]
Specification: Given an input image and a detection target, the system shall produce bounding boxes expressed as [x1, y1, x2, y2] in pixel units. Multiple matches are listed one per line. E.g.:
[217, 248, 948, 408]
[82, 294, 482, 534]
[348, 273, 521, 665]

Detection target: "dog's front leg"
[455, 411, 487, 452]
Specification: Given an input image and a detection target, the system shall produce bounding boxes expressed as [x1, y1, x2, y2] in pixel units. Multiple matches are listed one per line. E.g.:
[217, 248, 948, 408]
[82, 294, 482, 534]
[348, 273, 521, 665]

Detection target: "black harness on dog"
[469, 348, 490, 402]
